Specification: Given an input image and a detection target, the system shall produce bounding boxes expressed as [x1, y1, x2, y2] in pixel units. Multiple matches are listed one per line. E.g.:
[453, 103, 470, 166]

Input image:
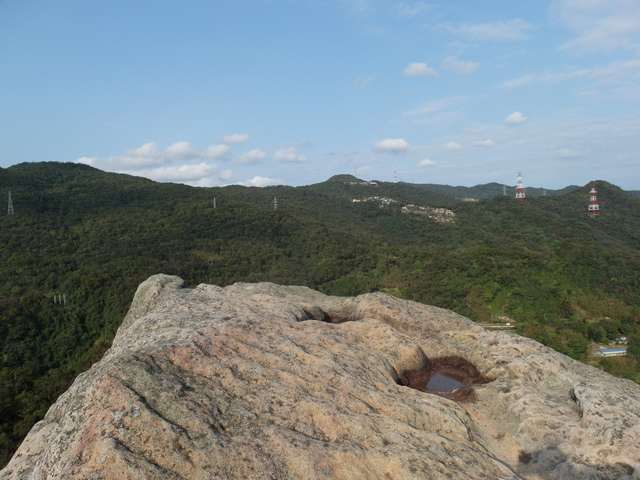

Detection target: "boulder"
[2, 274, 639, 480]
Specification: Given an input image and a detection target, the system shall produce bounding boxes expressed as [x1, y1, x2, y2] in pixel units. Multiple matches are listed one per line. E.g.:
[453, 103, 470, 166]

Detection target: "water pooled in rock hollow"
[426, 372, 466, 392]
[401, 356, 493, 401]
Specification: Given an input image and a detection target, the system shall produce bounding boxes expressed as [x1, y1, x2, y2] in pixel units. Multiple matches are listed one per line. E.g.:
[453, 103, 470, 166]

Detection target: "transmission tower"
[7, 190, 14, 214]
[53, 294, 67, 306]
[587, 183, 601, 216]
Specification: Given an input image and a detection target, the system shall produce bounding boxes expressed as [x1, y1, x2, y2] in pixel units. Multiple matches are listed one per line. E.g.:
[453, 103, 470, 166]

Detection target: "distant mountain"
[406, 181, 581, 199]
[1, 162, 640, 466]
[309, 174, 460, 206]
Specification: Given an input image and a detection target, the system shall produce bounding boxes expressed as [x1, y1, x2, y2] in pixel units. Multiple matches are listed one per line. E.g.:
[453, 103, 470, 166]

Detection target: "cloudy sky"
[1, 0, 639, 189]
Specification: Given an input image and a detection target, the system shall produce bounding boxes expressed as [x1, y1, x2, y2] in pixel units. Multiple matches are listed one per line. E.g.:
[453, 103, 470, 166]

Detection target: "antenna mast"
[273, 197, 278, 210]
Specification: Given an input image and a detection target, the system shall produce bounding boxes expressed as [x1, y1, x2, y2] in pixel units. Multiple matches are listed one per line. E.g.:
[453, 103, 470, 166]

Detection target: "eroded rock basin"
[303, 304, 496, 402]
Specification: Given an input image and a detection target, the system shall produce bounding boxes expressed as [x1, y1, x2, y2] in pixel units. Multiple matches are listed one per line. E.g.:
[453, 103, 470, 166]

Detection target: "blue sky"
[1, 0, 639, 189]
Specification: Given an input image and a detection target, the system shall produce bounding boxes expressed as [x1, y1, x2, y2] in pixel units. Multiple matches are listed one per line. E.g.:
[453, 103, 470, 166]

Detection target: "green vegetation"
[1, 162, 640, 466]
[409, 181, 580, 199]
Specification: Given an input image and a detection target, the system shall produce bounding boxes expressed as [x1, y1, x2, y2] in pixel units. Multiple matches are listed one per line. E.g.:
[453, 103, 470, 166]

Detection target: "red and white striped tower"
[587, 183, 601, 216]
[515, 172, 526, 201]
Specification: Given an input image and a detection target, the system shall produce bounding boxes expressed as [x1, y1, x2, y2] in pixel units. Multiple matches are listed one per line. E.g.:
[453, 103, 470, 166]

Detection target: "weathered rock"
[2, 274, 640, 480]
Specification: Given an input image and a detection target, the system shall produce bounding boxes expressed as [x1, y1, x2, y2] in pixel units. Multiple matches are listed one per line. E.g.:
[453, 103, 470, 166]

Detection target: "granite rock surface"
[2, 274, 640, 480]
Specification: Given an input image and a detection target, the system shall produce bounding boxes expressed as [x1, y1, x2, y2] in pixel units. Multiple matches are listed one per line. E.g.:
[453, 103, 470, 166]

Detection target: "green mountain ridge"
[1, 162, 640, 466]
[407, 181, 582, 199]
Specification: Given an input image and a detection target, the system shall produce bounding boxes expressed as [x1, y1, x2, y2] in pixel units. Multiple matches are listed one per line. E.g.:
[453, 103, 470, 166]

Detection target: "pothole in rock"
[297, 309, 494, 401]
[400, 356, 495, 402]
[300, 308, 357, 324]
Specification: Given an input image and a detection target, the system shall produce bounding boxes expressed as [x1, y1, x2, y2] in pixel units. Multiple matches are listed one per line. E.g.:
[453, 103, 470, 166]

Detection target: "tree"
[587, 324, 608, 344]
[628, 334, 640, 363]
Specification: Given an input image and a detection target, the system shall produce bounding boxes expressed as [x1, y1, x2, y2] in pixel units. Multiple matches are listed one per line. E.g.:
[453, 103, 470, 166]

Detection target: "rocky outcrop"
[2, 274, 640, 480]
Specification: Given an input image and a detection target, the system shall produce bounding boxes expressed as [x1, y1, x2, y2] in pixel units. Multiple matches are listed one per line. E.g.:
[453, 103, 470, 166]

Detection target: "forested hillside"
[1, 162, 640, 466]
[408, 181, 580, 199]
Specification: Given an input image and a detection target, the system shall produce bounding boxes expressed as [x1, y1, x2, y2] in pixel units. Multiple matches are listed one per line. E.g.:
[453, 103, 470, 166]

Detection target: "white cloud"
[499, 75, 537, 89]
[442, 56, 480, 74]
[403, 103, 441, 118]
[296, 138, 313, 147]
[393, 2, 432, 17]
[590, 59, 640, 86]
[403, 62, 437, 77]
[404, 102, 440, 117]
[91, 160, 230, 187]
[219, 169, 233, 181]
[505, 111, 527, 124]
[143, 162, 220, 182]
[556, 148, 585, 159]
[499, 69, 590, 88]
[75, 156, 98, 166]
[355, 166, 372, 176]
[75, 141, 235, 173]
[444, 141, 463, 150]
[130, 142, 160, 158]
[80, 142, 165, 170]
[73, 141, 284, 187]
[550, 0, 640, 54]
[351, 74, 377, 90]
[166, 141, 200, 160]
[236, 149, 267, 165]
[473, 139, 496, 147]
[374, 138, 410, 152]
[120, 142, 165, 168]
[441, 18, 536, 41]
[221, 134, 250, 145]
[241, 176, 283, 187]
[204, 144, 230, 158]
[499, 60, 640, 103]
[339, 0, 374, 16]
[274, 148, 307, 163]
[418, 158, 436, 167]
[401, 96, 468, 127]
